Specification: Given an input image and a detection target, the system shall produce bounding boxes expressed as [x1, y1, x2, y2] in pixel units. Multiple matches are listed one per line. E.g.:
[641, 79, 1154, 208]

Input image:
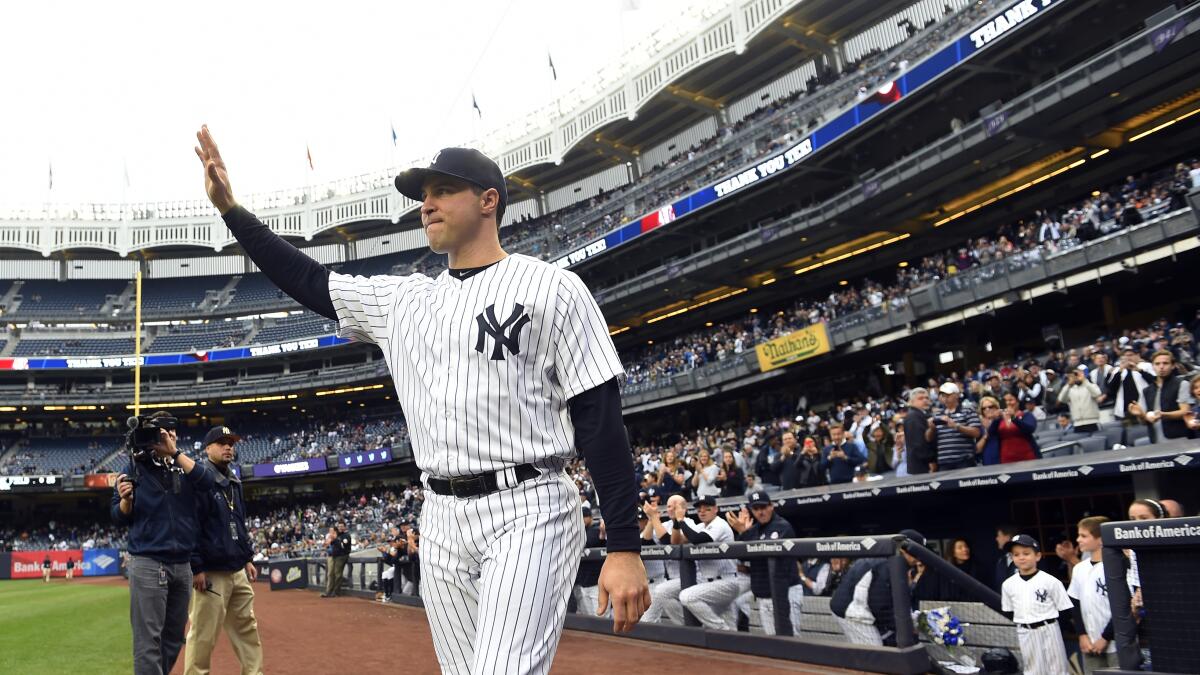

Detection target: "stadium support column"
[902, 351, 916, 387]
[1101, 294, 1119, 333]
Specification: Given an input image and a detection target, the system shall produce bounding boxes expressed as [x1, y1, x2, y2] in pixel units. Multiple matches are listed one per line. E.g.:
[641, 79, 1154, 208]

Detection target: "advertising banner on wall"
[754, 323, 832, 372]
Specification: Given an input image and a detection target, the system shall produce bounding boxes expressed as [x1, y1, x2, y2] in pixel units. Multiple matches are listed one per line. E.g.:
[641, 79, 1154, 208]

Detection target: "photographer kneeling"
[111, 411, 215, 675]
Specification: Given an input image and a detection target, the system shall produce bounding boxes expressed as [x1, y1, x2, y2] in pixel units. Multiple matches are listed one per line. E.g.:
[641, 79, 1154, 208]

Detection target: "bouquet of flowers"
[915, 606, 967, 647]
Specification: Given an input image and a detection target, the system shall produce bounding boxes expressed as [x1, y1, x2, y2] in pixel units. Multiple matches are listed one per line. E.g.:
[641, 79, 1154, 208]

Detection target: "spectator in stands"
[1089, 352, 1115, 407]
[715, 449, 745, 498]
[903, 388, 936, 474]
[657, 450, 690, 498]
[890, 429, 908, 477]
[1057, 365, 1103, 433]
[976, 396, 1002, 466]
[988, 392, 1040, 464]
[756, 436, 782, 488]
[783, 436, 825, 490]
[690, 448, 721, 498]
[1186, 375, 1200, 436]
[863, 425, 892, 475]
[930, 383, 982, 471]
[1055, 412, 1074, 432]
[1129, 350, 1194, 442]
[823, 426, 865, 484]
[1106, 348, 1154, 424]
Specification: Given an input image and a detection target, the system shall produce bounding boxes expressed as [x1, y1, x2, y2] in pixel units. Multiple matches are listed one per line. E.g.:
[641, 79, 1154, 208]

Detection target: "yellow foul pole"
[133, 270, 142, 416]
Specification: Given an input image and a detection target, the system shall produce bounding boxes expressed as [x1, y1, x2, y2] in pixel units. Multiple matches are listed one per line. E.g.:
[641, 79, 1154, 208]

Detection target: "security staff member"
[111, 411, 216, 675]
[184, 425, 263, 675]
[727, 491, 803, 635]
[322, 522, 352, 597]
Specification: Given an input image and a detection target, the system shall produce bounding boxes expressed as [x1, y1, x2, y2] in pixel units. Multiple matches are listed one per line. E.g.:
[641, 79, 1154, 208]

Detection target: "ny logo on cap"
[475, 304, 531, 361]
[431, 150, 442, 165]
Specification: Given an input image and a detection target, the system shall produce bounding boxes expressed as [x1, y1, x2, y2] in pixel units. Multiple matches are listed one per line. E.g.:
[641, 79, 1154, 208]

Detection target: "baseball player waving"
[195, 127, 650, 675]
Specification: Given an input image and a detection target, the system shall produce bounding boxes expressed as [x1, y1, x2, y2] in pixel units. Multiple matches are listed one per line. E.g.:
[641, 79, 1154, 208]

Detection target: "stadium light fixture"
[221, 394, 299, 405]
[1089, 149, 1110, 159]
[644, 287, 748, 324]
[792, 234, 911, 276]
[761, 278, 776, 286]
[1128, 106, 1200, 142]
[609, 326, 631, 336]
[123, 401, 201, 409]
[933, 158, 1087, 227]
[705, 322, 713, 327]
[315, 383, 385, 397]
[0, 406, 15, 412]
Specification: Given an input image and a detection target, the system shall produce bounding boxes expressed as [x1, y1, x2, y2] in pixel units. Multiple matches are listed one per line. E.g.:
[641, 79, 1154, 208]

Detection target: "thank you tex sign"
[755, 323, 832, 372]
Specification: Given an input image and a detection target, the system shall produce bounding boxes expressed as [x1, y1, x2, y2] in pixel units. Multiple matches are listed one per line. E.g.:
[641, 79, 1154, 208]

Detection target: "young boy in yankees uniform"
[1069, 516, 1117, 674]
[1000, 534, 1072, 675]
[195, 127, 650, 674]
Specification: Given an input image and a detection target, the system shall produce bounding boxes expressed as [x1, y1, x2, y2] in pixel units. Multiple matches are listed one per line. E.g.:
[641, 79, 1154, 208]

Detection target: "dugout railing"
[1101, 516, 1200, 675]
[291, 533, 1025, 674]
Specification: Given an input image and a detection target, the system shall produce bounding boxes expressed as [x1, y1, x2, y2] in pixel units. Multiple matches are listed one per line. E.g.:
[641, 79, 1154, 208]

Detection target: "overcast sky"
[0, 0, 711, 208]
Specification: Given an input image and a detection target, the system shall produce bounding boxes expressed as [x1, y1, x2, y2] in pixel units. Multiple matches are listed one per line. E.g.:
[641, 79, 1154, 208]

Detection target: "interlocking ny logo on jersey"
[475, 304, 531, 360]
[1035, 588, 1048, 603]
[1095, 578, 1107, 596]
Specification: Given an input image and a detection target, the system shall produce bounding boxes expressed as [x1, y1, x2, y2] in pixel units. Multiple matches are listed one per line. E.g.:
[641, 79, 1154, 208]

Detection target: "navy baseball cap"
[899, 528, 926, 547]
[1005, 534, 1040, 552]
[646, 487, 661, 500]
[394, 147, 508, 215]
[695, 495, 717, 508]
[748, 491, 771, 506]
[201, 425, 240, 447]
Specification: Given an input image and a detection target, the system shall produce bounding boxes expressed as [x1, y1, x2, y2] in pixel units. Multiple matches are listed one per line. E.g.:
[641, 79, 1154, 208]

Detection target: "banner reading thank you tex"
[755, 323, 832, 372]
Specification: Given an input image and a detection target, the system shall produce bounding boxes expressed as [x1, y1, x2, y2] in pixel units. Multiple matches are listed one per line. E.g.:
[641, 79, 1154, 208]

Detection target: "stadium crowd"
[0, 519, 127, 553]
[621, 158, 1199, 388]
[244, 483, 423, 560]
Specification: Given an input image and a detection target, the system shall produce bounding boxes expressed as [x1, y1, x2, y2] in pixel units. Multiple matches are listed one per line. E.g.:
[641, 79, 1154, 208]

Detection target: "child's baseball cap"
[1004, 534, 1041, 552]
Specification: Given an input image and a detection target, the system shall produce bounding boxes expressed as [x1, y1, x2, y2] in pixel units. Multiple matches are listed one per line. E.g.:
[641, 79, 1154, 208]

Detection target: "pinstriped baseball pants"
[419, 470, 585, 675]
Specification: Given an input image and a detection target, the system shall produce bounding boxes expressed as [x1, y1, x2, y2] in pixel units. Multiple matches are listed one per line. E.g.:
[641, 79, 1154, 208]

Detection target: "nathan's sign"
[755, 323, 832, 372]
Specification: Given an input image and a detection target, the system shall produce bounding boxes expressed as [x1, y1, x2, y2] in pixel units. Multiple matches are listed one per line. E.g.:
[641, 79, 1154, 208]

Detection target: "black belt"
[1017, 618, 1056, 629]
[426, 463, 539, 498]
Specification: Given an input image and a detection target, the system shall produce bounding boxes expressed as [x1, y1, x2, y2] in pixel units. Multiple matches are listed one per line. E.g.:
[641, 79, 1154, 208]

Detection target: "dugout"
[1100, 516, 1200, 674]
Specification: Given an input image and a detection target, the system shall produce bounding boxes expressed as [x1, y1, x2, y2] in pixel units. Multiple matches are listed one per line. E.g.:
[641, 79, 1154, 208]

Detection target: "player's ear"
[479, 187, 500, 221]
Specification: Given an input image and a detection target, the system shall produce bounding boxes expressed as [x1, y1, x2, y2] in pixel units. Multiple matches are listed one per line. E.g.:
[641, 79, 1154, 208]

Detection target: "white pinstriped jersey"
[1001, 570, 1072, 623]
[692, 517, 737, 580]
[1068, 559, 1116, 653]
[328, 254, 623, 478]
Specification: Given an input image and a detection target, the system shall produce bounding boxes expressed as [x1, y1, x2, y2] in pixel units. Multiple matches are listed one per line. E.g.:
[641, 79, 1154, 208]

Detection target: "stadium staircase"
[211, 275, 244, 311]
[240, 323, 261, 347]
[100, 281, 135, 317]
[0, 437, 24, 467]
[0, 280, 24, 314]
[0, 339, 15, 357]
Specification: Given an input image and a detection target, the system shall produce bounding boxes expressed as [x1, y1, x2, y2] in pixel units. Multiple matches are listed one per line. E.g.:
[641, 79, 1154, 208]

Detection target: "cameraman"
[183, 426, 263, 675]
[111, 411, 215, 675]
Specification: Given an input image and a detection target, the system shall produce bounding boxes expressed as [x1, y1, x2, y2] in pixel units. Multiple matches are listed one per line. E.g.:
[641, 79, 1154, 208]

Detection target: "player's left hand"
[1091, 637, 1108, 654]
[596, 551, 651, 634]
[245, 562, 257, 582]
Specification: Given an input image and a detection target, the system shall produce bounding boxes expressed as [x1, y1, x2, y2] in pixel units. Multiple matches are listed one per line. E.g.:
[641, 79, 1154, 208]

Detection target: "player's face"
[750, 503, 772, 524]
[1010, 546, 1039, 573]
[419, 176, 494, 254]
[696, 504, 717, 523]
[1076, 529, 1099, 553]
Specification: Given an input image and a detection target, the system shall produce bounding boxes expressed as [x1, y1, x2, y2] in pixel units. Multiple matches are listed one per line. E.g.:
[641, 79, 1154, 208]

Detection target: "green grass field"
[0, 578, 133, 674]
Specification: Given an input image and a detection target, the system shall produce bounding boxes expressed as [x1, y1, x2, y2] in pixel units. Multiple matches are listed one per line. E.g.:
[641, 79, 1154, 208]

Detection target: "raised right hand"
[194, 125, 238, 214]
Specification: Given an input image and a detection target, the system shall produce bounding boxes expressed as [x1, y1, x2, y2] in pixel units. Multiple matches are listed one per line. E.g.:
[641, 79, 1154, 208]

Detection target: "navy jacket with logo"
[740, 513, 800, 598]
[190, 457, 255, 574]
[110, 459, 215, 564]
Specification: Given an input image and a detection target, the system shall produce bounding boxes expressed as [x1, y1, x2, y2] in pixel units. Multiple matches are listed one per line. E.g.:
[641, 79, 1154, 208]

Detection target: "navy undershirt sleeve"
[675, 519, 714, 544]
[568, 378, 641, 553]
[221, 206, 337, 320]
